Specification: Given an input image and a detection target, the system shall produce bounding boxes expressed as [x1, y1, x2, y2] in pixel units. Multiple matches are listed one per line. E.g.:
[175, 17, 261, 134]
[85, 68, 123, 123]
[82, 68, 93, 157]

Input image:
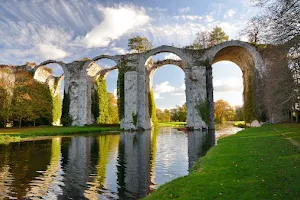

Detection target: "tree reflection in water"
[0, 128, 215, 199]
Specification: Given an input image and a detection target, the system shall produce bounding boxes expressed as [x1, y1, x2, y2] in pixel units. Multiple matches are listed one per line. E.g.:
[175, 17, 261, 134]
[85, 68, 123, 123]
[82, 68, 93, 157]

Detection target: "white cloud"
[37, 44, 70, 60]
[154, 81, 175, 93]
[80, 5, 150, 48]
[154, 93, 164, 99]
[178, 7, 191, 13]
[213, 78, 243, 92]
[205, 15, 214, 22]
[0, 22, 72, 63]
[173, 84, 186, 96]
[174, 15, 203, 21]
[154, 81, 185, 95]
[224, 9, 236, 19]
[137, 22, 206, 47]
[164, 53, 181, 60]
[111, 47, 127, 55]
[216, 61, 234, 65]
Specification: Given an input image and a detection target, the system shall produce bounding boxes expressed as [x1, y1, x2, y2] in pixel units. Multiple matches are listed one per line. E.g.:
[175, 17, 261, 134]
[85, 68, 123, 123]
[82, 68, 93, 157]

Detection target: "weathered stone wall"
[65, 61, 95, 126]
[187, 66, 207, 129]
[259, 45, 292, 123]
[5, 40, 288, 129]
[123, 71, 137, 130]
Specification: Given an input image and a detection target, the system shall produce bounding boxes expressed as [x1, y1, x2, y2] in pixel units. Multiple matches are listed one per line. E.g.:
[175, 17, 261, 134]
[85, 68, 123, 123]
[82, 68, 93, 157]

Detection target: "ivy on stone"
[196, 99, 209, 125]
[149, 89, 158, 126]
[91, 86, 100, 121]
[244, 75, 256, 123]
[132, 113, 138, 126]
[117, 60, 126, 121]
[61, 91, 72, 126]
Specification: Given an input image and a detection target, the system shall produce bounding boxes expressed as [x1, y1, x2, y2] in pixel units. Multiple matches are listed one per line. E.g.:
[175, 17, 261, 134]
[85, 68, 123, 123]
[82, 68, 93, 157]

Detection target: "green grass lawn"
[145, 124, 300, 200]
[0, 125, 120, 140]
[158, 122, 186, 128]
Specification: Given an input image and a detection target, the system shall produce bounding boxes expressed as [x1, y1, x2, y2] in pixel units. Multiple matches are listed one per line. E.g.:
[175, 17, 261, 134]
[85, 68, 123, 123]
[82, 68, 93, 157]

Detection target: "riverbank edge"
[0, 123, 187, 143]
[0, 126, 121, 143]
[145, 123, 300, 200]
[158, 122, 186, 128]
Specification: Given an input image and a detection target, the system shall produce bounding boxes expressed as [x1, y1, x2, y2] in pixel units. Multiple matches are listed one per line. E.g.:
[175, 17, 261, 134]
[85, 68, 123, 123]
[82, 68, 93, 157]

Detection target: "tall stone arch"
[203, 41, 266, 123]
[81, 56, 121, 125]
[131, 45, 208, 130]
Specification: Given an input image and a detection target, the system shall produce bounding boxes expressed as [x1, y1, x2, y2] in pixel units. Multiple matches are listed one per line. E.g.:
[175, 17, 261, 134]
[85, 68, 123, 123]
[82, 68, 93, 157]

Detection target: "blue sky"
[0, 0, 258, 109]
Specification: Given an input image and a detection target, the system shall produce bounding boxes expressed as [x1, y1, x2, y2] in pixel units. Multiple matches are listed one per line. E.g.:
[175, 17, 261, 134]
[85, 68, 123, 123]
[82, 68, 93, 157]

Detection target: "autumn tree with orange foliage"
[214, 100, 235, 123]
[11, 70, 52, 127]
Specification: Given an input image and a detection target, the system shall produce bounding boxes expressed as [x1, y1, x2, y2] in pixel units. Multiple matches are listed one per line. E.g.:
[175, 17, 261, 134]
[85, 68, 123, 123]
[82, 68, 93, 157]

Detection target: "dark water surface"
[0, 128, 216, 199]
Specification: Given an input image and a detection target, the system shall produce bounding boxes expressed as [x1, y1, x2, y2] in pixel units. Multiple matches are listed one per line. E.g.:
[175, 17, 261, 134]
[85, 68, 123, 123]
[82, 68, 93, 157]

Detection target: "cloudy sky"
[0, 0, 258, 109]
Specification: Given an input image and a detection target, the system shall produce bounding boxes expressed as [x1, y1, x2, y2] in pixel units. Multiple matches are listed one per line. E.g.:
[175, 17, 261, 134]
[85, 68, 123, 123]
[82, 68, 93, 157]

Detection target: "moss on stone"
[195, 58, 210, 67]
[132, 113, 138, 126]
[196, 99, 209, 125]
[117, 59, 127, 121]
[91, 85, 100, 121]
[61, 91, 72, 126]
[244, 74, 256, 123]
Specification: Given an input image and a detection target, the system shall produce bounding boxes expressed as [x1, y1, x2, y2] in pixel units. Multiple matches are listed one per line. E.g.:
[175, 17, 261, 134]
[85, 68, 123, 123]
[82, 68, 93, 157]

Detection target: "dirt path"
[273, 127, 300, 151]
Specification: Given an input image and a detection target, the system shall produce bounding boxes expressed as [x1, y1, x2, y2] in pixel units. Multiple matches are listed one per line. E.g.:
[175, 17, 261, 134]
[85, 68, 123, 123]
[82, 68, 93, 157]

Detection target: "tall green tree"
[128, 36, 152, 53]
[209, 26, 229, 45]
[96, 76, 109, 124]
[29, 82, 53, 126]
[107, 92, 119, 124]
[157, 109, 171, 122]
[52, 94, 62, 125]
[149, 90, 158, 125]
[11, 71, 53, 127]
[11, 71, 35, 127]
[170, 104, 186, 122]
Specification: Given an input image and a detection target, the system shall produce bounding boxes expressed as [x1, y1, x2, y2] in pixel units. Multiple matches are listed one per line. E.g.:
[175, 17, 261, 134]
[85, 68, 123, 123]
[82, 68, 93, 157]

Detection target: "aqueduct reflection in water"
[0, 129, 215, 199]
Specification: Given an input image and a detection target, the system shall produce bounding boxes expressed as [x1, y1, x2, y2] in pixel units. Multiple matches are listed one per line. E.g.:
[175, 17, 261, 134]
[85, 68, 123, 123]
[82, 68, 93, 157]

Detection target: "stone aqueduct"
[30, 40, 278, 130]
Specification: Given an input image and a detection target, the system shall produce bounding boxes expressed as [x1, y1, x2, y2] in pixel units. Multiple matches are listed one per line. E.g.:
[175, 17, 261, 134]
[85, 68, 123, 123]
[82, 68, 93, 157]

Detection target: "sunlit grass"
[158, 122, 186, 128]
[145, 124, 300, 200]
[0, 125, 120, 139]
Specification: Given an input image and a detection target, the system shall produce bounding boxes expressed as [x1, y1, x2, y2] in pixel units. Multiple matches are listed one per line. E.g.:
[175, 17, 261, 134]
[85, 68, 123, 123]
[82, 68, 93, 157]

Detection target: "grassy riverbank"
[158, 122, 186, 128]
[145, 124, 300, 200]
[0, 125, 120, 142]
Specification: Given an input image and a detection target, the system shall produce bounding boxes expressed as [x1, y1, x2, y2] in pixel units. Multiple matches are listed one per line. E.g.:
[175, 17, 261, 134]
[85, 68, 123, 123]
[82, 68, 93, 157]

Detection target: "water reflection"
[188, 130, 215, 170]
[117, 131, 152, 199]
[0, 128, 215, 199]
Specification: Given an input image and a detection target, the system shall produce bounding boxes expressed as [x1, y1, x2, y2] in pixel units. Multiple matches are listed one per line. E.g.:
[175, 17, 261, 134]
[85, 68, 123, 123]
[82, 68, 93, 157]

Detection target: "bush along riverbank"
[145, 124, 300, 200]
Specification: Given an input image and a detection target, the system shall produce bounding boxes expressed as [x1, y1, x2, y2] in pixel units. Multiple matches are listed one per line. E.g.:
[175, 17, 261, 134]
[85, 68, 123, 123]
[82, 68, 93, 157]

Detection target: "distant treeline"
[156, 101, 243, 123]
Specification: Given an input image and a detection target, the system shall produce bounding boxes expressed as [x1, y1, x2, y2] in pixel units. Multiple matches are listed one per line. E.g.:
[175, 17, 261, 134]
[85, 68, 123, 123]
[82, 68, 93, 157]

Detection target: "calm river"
[0, 126, 240, 199]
